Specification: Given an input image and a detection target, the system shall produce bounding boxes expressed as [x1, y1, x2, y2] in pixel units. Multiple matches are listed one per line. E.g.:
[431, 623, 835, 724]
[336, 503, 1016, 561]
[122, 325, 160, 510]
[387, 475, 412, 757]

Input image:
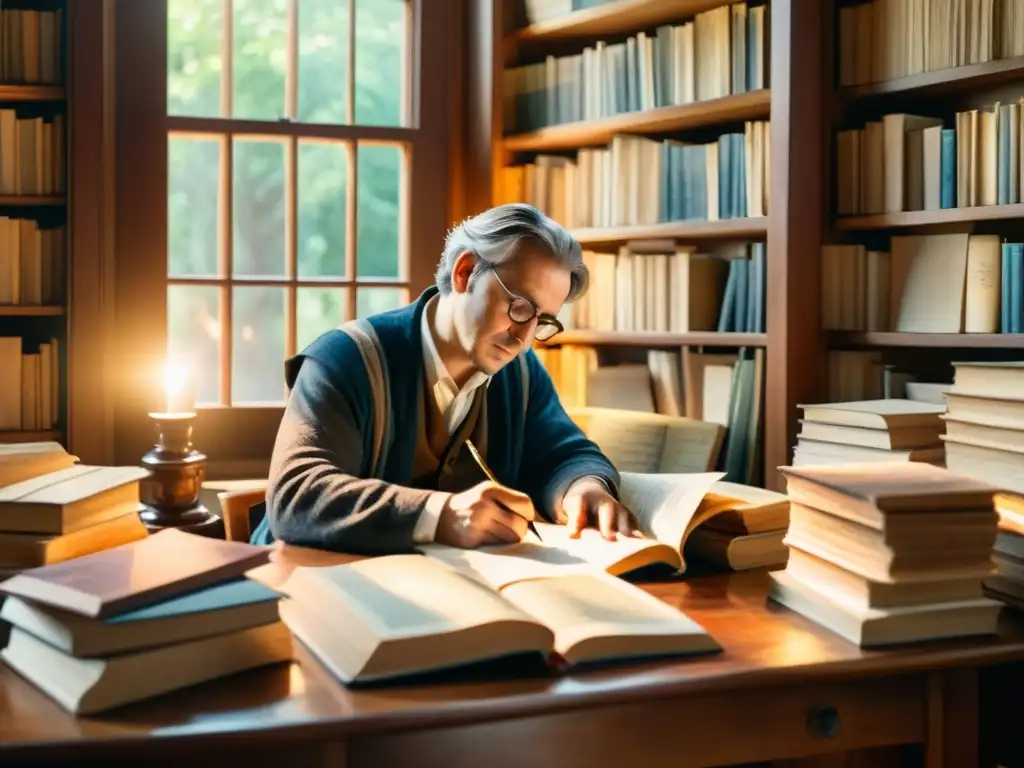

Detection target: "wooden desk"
[2, 545, 1024, 768]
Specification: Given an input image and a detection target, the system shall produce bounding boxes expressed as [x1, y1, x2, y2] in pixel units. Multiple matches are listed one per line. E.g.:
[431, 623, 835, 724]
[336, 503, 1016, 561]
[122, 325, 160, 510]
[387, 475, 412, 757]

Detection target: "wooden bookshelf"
[823, 0, 1024, 487]
[0, 84, 65, 101]
[503, 90, 770, 152]
[0, 306, 64, 317]
[0, 1, 69, 445]
[511, 0, 732, 43]
[841, 56, 1024, 100]
[835, 204, 1024, 231]
[828, 332, 1024, 350]
[467, 0, 812, 492]
[544, 330, 768, 348]
[572, 218, 768, 246]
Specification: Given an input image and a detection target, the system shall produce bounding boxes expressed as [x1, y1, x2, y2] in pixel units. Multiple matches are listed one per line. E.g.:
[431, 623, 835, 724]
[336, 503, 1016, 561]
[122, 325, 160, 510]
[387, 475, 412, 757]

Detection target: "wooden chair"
[218, 485, 268, 542]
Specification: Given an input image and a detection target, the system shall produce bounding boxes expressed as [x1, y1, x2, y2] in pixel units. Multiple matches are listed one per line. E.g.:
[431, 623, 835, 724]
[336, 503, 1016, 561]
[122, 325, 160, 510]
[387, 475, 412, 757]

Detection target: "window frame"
[104, 0, 456, 475]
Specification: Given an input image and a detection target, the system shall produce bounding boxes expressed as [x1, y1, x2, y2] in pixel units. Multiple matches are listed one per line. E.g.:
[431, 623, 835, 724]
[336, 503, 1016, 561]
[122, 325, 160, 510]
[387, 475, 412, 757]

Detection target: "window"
[166, 0, 416, 407]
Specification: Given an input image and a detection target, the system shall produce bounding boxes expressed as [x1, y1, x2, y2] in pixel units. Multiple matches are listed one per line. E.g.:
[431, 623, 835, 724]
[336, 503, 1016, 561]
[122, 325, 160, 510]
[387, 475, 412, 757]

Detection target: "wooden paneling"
[112, 0, 170, 466]
[67, 0, 117, 465]
[765, 0, 827, 491]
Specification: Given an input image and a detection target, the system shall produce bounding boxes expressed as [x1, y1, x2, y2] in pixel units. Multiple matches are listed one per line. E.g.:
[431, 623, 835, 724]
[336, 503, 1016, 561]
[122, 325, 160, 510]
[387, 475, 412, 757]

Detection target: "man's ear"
[451, 251, 477, 294]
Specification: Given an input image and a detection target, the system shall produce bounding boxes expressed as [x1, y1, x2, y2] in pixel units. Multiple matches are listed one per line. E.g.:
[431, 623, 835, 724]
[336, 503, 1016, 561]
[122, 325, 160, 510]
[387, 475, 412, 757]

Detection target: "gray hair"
[435, 203, 589, 301]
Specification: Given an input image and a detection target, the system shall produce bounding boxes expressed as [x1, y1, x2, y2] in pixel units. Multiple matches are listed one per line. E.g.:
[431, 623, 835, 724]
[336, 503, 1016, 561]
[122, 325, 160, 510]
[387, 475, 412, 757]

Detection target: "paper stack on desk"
[0, 529, 292, 715]
[768, 462, 1003, 647]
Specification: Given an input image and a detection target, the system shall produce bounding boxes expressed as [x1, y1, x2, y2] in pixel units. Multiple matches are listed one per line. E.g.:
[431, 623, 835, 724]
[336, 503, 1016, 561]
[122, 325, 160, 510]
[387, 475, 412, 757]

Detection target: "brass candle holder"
[138, 411, 223, 538]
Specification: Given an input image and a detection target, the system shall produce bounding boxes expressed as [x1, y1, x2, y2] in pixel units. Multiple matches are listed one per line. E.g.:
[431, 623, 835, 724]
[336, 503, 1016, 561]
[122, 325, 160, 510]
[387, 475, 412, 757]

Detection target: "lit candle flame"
[162, 360, 195, 416]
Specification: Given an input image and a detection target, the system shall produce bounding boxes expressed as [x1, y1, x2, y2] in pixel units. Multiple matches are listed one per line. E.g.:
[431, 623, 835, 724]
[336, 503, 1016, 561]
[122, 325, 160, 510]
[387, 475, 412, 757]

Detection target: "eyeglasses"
[491, 271, 564, 342]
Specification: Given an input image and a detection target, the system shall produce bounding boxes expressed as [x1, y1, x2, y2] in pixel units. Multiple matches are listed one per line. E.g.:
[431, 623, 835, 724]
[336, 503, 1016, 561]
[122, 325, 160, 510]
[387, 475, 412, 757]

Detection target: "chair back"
[217, 486, 268, 542]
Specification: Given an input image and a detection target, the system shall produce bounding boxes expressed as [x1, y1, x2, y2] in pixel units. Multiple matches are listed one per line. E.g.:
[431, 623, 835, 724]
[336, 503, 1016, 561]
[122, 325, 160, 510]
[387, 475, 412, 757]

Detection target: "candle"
[161, 361, 195, 416]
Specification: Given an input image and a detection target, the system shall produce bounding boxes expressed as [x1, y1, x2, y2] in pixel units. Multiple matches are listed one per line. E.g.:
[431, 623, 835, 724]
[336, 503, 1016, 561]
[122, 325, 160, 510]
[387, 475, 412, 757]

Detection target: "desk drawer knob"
[807, 706, 841, 738]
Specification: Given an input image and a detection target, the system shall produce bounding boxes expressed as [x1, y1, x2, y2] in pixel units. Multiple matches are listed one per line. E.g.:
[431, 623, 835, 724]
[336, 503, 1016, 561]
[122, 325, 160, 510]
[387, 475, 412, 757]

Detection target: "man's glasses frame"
[491, 271, 564, 341]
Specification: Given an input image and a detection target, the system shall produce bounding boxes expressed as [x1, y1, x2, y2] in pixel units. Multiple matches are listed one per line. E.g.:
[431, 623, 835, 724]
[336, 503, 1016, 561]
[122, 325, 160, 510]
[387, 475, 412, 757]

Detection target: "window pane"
[357, 143, 401, 278]
[356, 287, 405, 319]
[233, 0, 287, 120]
[168, 285, 221, 406]
[169, 136, 220, 277]
[355, 0, 405, 127]
[297, 287, 348, 351]
[298, 0, 349, 124]
[233, 138, 286, 277]
[232, 286, 285, 404]
[298, 141, 348, 278]
[168, 0, 222, 118]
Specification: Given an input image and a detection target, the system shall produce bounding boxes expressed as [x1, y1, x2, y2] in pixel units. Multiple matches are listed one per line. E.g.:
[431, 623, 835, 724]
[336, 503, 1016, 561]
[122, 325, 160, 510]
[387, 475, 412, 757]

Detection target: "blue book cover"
[940, 129, 956, 209]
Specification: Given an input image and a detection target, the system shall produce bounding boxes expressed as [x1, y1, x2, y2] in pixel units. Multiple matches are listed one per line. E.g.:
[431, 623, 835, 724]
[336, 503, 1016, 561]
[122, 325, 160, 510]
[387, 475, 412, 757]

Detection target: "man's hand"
[435, 481, 537, 549]
[562, 477, 641, 541]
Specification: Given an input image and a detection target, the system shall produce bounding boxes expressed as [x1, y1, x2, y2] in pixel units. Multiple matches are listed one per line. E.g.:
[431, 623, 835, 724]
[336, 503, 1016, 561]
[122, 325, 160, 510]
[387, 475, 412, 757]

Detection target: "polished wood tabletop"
[3, 543, 1024, 761]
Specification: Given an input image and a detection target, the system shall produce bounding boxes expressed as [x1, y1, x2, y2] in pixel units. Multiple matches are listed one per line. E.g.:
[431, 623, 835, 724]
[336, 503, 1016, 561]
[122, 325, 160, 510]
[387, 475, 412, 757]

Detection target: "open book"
[423, 471, 738, 578]
[279, 554, 719, 685]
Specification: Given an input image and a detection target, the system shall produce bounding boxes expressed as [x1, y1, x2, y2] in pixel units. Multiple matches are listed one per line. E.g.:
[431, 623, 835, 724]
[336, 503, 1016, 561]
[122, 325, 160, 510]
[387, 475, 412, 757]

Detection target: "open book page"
[421, 472, 725, 582]
[421, 523, 683, 589]
[283, 555, 538, 637]
[280, 556, 556, 683]
[419, 541, 598, 591]
[568, 407, 724, 473]
[500, 571, 720, 664]
[621, 472, 726, 552]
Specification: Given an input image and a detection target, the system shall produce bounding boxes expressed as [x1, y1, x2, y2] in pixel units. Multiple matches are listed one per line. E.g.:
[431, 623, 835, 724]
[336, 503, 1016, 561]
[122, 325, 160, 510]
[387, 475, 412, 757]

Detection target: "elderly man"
[250, 203, 637, 553]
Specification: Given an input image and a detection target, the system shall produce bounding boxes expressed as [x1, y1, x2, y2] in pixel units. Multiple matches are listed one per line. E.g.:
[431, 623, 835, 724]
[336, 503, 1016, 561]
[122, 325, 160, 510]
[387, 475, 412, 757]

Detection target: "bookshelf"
[823, 0, 1024, 424]
[465, 0, 824, 491]
[0, 1, 69, 447]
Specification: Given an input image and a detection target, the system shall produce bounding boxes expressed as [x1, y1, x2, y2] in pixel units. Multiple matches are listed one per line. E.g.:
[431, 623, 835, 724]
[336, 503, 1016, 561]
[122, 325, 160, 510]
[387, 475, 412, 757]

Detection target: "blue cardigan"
[250, 286, 619, 553]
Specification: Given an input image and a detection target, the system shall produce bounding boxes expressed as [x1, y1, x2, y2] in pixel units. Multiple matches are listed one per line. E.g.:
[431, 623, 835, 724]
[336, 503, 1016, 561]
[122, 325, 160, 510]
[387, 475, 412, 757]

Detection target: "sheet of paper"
[620, 471, 725, 548]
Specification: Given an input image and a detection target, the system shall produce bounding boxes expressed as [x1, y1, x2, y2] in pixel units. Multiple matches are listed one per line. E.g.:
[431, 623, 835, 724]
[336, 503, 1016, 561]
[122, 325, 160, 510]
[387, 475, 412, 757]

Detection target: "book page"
[422, 524, 682, 589]
[419, 541, 596, 591]
[620, 471, 725, 548]
[501, 571, 718, 661]
[286, 555, 536, 637]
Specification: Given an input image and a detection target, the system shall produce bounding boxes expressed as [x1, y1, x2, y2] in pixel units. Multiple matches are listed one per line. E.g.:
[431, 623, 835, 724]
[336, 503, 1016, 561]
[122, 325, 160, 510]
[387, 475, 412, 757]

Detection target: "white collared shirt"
[412, 297, 492, 542]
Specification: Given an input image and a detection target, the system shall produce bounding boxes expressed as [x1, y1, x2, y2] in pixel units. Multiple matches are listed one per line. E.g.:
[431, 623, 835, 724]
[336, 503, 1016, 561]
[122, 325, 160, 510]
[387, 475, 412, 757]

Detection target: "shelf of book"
[840, 56, 1024, 100]
[543, 330, 767, 348]
[835, 204, 1024, 231]
[0, 84, 64, 102]
[828, 332, 1024, 350]
[572, 218, 768, 246]
[503, 90, 770, 152]
[511, 0, 731, 43]
[0, 306, 64, 317]
[0, 1, 69, 446]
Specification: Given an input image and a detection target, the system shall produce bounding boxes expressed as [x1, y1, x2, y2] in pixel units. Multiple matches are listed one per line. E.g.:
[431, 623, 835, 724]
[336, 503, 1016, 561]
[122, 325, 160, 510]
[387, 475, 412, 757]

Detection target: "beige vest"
[410, 372, 489, 493]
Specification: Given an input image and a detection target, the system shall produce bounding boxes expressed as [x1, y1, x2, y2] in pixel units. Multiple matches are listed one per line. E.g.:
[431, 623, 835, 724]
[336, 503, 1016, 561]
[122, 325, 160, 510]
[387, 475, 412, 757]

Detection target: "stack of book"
[985, 493, 1024, 606]
[0, 442, 151, 579]
[792, 399, 946, 466]
[942, 361, 1024, 495]
[683, 481, 790, 571]
[0, 529, 292, 714]
[768, 462, 1002, 647]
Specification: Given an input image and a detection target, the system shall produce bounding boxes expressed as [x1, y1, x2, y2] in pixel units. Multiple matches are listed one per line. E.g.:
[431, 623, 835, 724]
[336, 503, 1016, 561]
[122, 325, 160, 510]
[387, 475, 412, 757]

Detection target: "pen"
[465, 439, 543, 542]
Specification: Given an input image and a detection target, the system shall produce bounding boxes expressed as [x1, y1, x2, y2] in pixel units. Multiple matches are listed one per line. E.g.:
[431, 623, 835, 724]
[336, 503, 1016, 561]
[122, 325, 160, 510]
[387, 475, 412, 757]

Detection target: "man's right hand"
[435, 481, 537, 548]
